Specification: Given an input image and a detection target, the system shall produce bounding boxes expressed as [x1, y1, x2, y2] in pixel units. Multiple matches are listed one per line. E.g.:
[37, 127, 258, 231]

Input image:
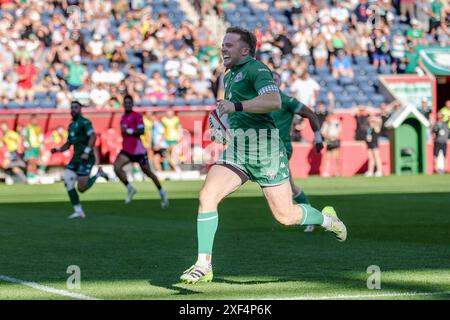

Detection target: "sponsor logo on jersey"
[265, 170, 276, 180]
[234, 72, 244, 82]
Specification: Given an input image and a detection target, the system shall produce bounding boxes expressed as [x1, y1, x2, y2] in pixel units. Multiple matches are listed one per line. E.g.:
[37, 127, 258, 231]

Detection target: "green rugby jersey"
[224, 56, 279, 130]
[271, 92, 305, 144]
[68, 116, 94, 158]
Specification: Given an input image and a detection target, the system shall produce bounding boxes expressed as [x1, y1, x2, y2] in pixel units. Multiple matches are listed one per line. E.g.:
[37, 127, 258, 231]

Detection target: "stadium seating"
[187, 98, 203, 106]
[370, 94, 386, 106]
[40, 100, 57, 109]
[336, 96, 354, 109]
[0, 0, 408, 113]
[156, 100, 170, 107]
[354, 96, 368, 106]
[173, 97, 188, 106]
[27, 101, 41, 109]
[202, 98, 216, 106]
[379, 64, 393, 75]
[6, 102, 20, 109]
[360, 85, 376, 95]
[139, 99, 154, 107]
[345, 85, 360, 98]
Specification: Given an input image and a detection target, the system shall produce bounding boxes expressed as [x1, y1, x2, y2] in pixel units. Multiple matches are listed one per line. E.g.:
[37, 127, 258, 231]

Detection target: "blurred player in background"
[39, 126, 69, 176]
[23, 115, 43, 183]
[365, 115, 383, 177]
[161, 107, 182, 172]
[271, 71, 324, 233]
[141, 111, 154, 161]
[113, 95, 169, 207]
[321, 114, 342, 177]
[51, 101, 109, 219]
[151, 113, 169, 172]
[432, 111, 449, 174]
[1, 122, 27, 184]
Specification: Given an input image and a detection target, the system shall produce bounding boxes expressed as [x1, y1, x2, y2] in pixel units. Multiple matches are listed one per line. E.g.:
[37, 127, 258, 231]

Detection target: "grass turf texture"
[0, 175, 449, 300]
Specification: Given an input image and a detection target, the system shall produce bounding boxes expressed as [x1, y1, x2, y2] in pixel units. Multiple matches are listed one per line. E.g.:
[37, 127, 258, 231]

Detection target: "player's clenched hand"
[216, 99, 234, 116]
[81, 153, 88, 161]
[313, 131, 324, 153]
[314, 141, 324, 153]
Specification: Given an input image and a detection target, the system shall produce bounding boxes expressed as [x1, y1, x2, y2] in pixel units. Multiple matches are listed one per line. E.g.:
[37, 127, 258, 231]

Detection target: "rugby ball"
[208, 110, 231, 144]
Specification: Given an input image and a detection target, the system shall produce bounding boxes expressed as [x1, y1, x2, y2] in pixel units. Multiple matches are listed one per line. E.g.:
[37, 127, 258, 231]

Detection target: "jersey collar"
[231, 56, 253, 71]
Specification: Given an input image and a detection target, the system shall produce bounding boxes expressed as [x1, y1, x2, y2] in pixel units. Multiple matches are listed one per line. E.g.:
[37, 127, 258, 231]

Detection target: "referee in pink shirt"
[113, 95, 169, 208]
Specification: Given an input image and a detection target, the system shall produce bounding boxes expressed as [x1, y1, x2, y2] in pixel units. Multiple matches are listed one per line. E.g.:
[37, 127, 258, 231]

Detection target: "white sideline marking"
[271, 291, 450, 300]
[0, 275, 100, 300]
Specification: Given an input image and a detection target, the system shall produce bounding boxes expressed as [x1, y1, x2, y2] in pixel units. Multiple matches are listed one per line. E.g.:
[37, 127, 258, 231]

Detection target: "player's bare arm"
[217, 91, 281, 116]
[298, 106, 324, 152]
[51, 141, 71, 153]
[80, 132, 96, 161]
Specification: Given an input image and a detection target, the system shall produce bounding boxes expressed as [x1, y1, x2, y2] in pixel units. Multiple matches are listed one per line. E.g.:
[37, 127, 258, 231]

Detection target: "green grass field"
[1, 175, 450, 300]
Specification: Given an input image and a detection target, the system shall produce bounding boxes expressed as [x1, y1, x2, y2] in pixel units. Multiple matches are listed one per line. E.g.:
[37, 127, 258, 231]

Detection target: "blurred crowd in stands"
[0, 0, 219, 110]
[0, 0, 448, 110]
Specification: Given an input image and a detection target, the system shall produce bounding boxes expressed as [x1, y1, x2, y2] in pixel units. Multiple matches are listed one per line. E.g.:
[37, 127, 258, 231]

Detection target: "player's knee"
[113, 164, 122, 174]
[141, 166, 154, 177]
[63, 169, 77, 191]
[198, 189, 209, 205]
[198, 188, 219, 209]
[78, 185, 87, 193]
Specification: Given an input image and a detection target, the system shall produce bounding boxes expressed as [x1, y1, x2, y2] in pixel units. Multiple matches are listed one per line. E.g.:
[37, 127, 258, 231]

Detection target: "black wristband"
[234, 102, 243, 112]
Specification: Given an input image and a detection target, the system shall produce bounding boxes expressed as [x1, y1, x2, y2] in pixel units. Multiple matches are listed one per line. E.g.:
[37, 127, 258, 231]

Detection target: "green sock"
[293, 190, 310, 205]
[162, 160, 169, 171]
[67, 189, 80, 206]
[38, 165, 46, 172]
[299, 204, 324, 225]
[197, 211, 219, 255]
[86, 175, 98, 190]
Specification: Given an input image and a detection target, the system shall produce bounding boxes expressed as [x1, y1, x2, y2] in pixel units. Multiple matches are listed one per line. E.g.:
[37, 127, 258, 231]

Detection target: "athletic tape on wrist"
[234, 102, 243, 112]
